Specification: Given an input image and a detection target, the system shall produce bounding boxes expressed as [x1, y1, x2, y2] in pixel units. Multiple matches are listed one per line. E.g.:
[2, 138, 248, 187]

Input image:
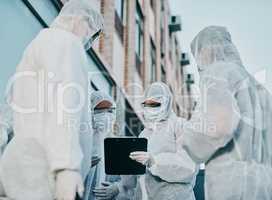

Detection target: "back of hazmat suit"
[84, 91, 116, 200]
[182, 26, 272, 200]
[0, 0, 104, 199]
[131, 82, 198, 200]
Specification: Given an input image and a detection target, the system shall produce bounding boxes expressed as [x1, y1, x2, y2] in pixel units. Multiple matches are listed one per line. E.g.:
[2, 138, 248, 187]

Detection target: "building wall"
[99, 0, 188, 119]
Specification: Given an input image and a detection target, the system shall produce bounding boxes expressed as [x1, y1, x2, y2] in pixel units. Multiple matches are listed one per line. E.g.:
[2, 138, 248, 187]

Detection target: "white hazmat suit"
[131, 82, 198, 200]
[0, 0, 104, 199]
[84, 91, 117, 200]
[182, 26, 272, 200]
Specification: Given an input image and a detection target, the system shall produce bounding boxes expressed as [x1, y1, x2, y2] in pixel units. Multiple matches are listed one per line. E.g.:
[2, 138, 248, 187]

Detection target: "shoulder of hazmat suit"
[182, 25, 272, 200]
[133, 82, 198, 200]
[0, 15, 94, 200]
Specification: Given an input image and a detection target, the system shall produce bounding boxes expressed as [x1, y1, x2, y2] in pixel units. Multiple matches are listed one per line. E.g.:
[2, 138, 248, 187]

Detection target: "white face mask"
[93, 112, 115, 135]
[143, 97, 170, 122]
[143, 107, 162, 122]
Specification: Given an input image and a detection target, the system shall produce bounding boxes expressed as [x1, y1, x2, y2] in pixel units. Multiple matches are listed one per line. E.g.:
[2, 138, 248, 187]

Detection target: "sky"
[170, 0, 272, 92]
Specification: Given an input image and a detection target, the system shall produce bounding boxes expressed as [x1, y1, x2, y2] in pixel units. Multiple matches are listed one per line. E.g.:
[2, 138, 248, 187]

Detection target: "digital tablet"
[104, 137, 148, 175]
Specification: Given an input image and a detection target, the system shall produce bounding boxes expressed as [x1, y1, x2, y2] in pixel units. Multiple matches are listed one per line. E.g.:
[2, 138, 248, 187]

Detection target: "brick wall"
[98, 0, 188, 117]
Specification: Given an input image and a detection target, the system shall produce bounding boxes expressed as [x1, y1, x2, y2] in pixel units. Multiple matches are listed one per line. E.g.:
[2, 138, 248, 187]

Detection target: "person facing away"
[181, 26, 272, 200]
[129, 82, 198, 200]
[0, 0, 104, 200]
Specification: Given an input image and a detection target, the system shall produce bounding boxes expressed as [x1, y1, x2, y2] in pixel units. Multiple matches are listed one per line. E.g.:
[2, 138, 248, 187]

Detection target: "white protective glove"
[55, 170, 84, 200]
[93, 182, 119, 200]
[129, 151, 155, 168]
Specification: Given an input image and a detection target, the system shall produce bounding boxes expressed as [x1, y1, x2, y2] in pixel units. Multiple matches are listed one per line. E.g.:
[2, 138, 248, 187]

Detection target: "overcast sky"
[170, 0, 272, 92]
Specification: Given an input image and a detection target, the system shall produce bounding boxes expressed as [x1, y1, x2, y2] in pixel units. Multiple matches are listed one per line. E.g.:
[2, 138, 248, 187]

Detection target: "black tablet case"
[104, 138, 148, 175]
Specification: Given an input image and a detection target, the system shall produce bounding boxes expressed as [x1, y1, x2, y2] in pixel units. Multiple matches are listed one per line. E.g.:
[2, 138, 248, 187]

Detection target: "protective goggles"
[93, 107, 116, 115]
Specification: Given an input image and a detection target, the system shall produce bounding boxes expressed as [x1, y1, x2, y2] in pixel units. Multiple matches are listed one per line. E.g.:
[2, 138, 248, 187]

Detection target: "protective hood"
[191, 26, 242, 70]
[90, 91, 115, 111]
[143, 82, 173, 122]
[51, 0, 104, 50]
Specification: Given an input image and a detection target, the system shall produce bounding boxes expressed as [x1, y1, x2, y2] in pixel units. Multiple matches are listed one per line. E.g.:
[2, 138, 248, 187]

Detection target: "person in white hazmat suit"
[85, 91, 135, 200]
[0, 0, 104, 199]
[129, 82, 198, 200]
[84, 91, 117, 200]
[181, 26, 272, 200]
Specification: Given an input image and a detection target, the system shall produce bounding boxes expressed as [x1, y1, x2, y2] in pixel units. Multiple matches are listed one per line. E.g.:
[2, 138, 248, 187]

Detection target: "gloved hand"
[55, 170, 84, 200]
[91, 156, 101, 168]
[129, 151, 155, 167]
[93, 182, 119, 200]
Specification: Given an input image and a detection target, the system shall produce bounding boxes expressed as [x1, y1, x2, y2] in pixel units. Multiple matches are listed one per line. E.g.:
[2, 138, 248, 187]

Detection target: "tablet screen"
[104, 138, 148, 175]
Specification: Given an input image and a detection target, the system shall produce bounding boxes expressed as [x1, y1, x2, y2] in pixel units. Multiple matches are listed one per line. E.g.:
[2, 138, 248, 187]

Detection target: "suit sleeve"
[149, 118, 199, 183]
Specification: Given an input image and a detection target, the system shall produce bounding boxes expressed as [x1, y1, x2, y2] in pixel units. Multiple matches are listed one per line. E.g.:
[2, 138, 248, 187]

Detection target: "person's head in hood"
[51, 0, 104, 50]
[91, 91, 116, 135]
[191, 26, 242, 71]
[142, 82, 173, 123]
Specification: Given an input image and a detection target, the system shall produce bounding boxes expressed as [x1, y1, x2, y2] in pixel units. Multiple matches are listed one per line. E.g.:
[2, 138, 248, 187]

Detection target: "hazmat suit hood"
[142, 82, 173, 123]
[91, 91, 116, 111]
[191, 26, 242, 71]
[51, 0, 104, 50]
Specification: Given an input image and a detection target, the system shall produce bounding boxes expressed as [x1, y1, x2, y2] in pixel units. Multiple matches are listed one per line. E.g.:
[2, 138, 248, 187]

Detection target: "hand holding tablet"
[104, 138, 148, 175]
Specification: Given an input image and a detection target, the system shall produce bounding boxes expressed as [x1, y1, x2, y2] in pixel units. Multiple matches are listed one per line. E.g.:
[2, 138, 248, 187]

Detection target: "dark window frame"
[115, 11, 124, 41]
[135, 1, 144, 61]
[161, 65, 166, 82]
[150, 38, 156, 83]
[135, 53, 142, 76]
[114, 0, 125, 41]
[115, 0, 125, 23]
[150, 0, 155, 12]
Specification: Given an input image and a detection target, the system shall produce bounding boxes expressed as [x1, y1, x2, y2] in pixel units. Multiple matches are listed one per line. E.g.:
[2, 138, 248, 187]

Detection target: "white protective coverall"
[182, 26, 272, 200]
[0, 0, 104, 199]
[133, 82, 198, 200]
[84, 91, 116, 200]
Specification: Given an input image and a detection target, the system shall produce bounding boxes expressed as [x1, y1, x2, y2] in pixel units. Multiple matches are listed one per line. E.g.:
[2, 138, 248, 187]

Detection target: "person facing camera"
[130, 82, 198, 200]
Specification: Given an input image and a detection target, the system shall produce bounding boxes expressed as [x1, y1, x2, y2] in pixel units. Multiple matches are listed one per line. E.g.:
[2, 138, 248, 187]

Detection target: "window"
[135, 2, 144, 62]
[115, 0, 125, 40]
[27, 0, 59, 24]
[150, 0, 155, 12]
[161, 65, 166, 82]
[87, 56, 113, 94]
[125, 101, 144, 136]
[115, 0, 125, 23]
[0, 0, 43, 103]
[150, 39, 156, 83]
